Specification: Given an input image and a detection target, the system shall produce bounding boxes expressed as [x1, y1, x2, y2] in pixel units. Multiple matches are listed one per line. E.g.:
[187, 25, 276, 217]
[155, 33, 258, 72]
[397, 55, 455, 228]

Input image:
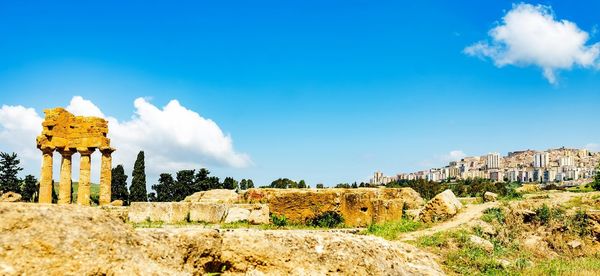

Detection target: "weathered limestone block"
[183, 189, 239, 203]
[0, 192, 22, 202]
[110, 200, 124, 206]
[224, 207, 251, 223]
[483, 191, 498, 202]
[189, 203, 228, 223]
[242, 188, 423, 227]
[419, 189, 463, 223]
[245, 204, 269, 224]
[371, 199, 404, 224]
[128, 202, 191, 223]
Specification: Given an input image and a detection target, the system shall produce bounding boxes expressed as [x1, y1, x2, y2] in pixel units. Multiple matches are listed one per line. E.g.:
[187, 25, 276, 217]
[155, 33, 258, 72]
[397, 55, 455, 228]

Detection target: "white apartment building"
[534, 152, 549, 168]
[486, 153, 501, 170]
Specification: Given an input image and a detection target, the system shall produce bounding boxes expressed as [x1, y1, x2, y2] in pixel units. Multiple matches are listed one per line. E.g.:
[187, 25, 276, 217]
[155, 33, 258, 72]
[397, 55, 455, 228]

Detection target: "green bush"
[481, 207, 505, 223]
[569, 209, 590, 237]
[306, 211, 344, 228]
[534, 204, 564, 225]
[270, 214, 288, 227]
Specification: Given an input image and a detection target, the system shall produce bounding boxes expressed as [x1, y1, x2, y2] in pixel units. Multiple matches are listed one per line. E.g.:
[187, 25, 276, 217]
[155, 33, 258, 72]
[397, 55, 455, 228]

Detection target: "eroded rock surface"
[0, 203, 444, 276]
[419, 189, 463, 223]
[243, 188, 424, 227]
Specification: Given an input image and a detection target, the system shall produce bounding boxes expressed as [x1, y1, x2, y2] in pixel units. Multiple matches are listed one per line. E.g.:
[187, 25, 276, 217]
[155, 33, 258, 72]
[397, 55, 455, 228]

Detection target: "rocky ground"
[0, 203, 443, 275]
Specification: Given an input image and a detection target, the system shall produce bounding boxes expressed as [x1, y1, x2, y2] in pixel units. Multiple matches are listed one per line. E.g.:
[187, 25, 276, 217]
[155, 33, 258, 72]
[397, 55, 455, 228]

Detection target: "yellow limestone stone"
[36, 108, 115, 205]
[58, 148, 75, 204]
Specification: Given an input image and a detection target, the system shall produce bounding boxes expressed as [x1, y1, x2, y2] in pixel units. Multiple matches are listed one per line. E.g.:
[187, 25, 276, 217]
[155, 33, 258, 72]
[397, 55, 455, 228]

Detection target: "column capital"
[99, 147, 116, 156]
[57, 147, 76, 157]
[40, 146, 55, 155]
[77, 147, 95, 156]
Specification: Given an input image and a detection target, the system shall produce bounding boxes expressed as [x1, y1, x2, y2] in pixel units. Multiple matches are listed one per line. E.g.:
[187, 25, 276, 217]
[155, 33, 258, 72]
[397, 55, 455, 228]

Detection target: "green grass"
[363, 219, 423, 240]
[566, 184, 594, 193]
[219, 220, 338, 230]
[481, 207, 505, 224]
[522, 256, 600, 276]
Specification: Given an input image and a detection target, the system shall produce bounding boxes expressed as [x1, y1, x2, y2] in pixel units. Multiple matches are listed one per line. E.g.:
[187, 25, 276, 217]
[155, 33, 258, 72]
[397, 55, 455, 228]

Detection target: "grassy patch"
[481, 207, 505, 224]
[522, 256, 600, 275]
[364, 219, 423, 240]
[567, 184, 594, 193]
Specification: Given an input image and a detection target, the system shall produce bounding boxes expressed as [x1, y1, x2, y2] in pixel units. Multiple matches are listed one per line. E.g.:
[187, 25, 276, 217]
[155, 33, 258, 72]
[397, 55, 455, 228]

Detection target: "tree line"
[112, 151, 256, 204]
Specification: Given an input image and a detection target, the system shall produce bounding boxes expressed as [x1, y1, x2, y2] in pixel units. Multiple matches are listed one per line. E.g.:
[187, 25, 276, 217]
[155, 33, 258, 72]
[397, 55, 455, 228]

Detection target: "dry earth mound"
[0, 203, 444, 275]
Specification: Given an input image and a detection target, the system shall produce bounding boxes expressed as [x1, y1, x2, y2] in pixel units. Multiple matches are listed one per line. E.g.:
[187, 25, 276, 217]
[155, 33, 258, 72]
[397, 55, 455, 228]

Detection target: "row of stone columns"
[39, 147, 114, 206]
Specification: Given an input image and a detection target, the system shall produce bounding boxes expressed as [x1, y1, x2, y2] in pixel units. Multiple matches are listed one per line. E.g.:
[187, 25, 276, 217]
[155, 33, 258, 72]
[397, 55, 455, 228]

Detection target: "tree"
[21, 175, 38, 202]
[298, 180, 307, 189]
[174, 169, 195, 201]
[152, 173, 176, 202]
[240, 179, 248, 190]
[129, 151, 147, 202]
[193, 168, 211, 192]
[593, 161, 600, 191]
[208, 176, 222, 189]
[247, 179, 255, 189]
[270, 178, 296, 189]
[223, 177, 238, 190]
[0, 152, 23, 193]
[351, 182, 358, 189]
[316, 183, 324, 189]
[111, 165, 129, 204]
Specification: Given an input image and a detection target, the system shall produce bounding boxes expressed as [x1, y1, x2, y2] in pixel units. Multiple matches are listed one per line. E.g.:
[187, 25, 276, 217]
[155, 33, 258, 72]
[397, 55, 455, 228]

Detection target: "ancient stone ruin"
[36, 108, 115, 205]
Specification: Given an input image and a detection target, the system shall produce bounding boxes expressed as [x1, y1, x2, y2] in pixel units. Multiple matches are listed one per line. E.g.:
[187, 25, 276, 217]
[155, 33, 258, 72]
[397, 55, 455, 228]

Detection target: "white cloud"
[465, 3, 600, 84]
[417, 150, 466, 169]
[66, 96, 105, 118]
[0, 105, 43, 170]
[0, 96, 251, 187]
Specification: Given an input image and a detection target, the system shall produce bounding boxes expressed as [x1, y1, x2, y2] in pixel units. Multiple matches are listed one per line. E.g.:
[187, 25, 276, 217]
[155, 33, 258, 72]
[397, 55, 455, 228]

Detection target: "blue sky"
[1, 1, 599, 187]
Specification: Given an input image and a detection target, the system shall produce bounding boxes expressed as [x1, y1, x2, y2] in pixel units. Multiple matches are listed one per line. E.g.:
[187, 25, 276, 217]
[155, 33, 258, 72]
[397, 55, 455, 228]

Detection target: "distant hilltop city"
[371, 147, 600, 185]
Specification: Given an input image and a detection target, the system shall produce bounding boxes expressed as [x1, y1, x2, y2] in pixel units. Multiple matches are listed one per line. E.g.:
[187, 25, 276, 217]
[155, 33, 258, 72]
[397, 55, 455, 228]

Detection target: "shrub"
[270, 214, 288, 227]
[534, 204, 564, 226]
[307, 211, 344, 228]
[569, 210, 590, 237]
[481, 207, 505, 223]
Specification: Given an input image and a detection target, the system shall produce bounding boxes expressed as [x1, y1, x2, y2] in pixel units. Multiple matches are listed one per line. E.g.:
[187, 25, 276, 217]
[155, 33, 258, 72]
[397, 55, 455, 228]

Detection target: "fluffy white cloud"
[465, 3, 600, 84]
[66, 96, 105, 118]
[0, 96, 251, 186]
[0, 105, 43, 170]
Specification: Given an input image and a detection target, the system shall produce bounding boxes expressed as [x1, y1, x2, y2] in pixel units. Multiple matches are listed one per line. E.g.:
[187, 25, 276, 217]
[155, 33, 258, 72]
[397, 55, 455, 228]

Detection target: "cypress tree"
[129, 151, 148, 202]
[20, 175, 38, 202]
[246, 179, 254, 189]
[111, 165, 129, 204]
[0, 152, 23, 193]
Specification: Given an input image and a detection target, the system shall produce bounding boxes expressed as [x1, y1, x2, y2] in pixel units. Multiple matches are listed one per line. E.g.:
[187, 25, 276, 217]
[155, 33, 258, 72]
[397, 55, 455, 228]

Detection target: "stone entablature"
[36, 108, 115, 206]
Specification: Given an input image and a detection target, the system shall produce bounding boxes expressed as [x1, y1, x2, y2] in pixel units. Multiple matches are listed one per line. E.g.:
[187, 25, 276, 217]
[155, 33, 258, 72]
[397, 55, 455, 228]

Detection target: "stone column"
[39, 147, 54, 204]
[77, 148, 94, 206]
[57, 148, 74, 204]
[99, 148, 115, 206]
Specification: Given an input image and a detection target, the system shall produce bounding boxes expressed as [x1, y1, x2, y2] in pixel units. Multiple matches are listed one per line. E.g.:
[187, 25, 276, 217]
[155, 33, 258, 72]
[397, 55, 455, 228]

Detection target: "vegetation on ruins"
[129, 151, 148, 202]
[111, 165, 129, 204]
[365, 219, 423, 240]
[306, 211, 345, 228]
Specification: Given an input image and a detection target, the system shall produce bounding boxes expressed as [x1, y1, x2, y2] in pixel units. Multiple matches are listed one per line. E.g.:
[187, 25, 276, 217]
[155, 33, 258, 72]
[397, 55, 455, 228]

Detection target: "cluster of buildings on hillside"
[371, 147, 600, 185]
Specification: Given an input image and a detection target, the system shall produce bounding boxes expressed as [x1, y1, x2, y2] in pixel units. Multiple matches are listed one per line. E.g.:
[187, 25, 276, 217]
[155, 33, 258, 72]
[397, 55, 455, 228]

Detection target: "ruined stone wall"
[36, 108, 110, 150]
